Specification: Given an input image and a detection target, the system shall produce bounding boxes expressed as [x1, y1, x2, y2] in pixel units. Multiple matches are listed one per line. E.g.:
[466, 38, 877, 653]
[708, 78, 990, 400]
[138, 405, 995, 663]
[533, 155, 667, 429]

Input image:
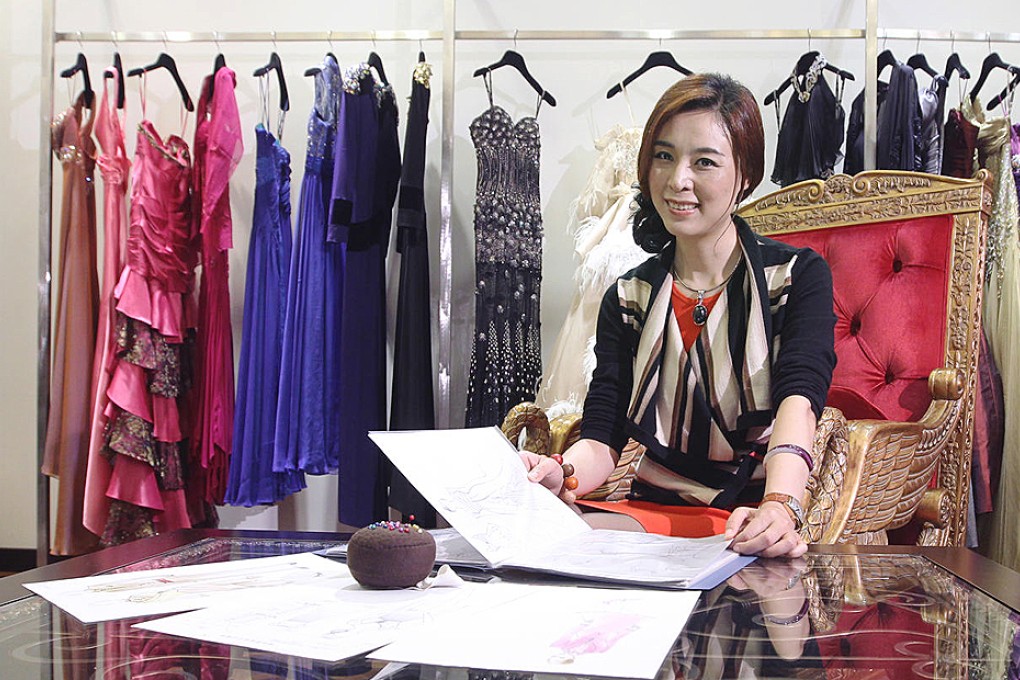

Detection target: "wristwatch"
[761, 492, 805, 531]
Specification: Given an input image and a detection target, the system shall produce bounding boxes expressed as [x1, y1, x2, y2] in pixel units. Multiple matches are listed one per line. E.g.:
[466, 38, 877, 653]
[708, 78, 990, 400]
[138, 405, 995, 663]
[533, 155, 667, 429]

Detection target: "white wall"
[2, 0, 1018, 550]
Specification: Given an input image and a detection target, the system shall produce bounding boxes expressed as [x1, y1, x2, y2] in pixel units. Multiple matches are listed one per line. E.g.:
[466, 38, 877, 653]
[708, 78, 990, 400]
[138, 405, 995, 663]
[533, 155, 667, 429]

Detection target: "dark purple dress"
[330, 63, 400, 527]
[273, 56, 344, 476]
[226, 124, 306, 506]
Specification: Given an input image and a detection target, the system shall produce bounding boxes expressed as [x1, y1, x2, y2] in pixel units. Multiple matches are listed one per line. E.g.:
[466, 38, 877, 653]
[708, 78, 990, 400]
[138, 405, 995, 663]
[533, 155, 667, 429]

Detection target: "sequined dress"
[464, 84, 544, 428]
[967, 99, 1020, 571]
[536, 125, 647, 410]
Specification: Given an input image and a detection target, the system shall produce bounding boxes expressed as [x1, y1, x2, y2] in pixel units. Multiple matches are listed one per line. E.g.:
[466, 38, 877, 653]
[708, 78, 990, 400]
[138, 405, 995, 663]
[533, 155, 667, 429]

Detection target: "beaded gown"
[83, 73, 130, 545]
[536, 124, 647, 410]
[464, 77, 544, 427]
[967, 98, 1020, 571]
[44, 92, 99, 555]
[274, 56, 344, 477]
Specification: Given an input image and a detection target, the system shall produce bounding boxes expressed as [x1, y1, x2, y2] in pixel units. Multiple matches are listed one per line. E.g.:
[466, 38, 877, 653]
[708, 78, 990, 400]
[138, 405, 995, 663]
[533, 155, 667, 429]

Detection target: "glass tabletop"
[1, 534, 1017, 679]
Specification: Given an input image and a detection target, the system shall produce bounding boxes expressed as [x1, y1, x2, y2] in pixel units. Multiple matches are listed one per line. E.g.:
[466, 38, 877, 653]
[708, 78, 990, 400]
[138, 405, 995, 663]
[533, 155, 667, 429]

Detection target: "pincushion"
[346, 521, 437, 588]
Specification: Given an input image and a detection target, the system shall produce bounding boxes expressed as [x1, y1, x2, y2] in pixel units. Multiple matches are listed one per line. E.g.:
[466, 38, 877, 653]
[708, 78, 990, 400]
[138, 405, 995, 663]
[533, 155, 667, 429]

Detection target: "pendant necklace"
[673, 263, 739, 326]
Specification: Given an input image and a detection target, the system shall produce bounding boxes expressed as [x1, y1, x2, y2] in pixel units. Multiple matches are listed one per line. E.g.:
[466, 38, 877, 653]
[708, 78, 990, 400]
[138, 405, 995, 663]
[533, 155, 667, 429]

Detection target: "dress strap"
[771, 90, 782, 130]
[483, 70, 494, 108]
[138, 70, 148, 120]
[535, 88, 544, 117]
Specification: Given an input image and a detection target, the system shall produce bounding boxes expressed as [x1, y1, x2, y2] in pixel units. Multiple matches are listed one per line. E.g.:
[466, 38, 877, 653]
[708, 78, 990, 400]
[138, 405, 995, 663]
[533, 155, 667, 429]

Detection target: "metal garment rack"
[38, 0, 1020, 563]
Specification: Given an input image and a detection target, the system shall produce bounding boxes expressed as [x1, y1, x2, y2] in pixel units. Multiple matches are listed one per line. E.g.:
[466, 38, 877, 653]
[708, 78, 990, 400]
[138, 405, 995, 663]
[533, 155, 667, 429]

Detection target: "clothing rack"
[41, 0, 1020, 564]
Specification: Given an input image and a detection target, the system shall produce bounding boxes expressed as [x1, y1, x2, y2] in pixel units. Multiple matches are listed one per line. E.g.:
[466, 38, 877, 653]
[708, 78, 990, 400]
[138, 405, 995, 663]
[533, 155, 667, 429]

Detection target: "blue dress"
[225, 124, 306, 506]
[329, 63, 401, 527]
[273, 57, 345, 476]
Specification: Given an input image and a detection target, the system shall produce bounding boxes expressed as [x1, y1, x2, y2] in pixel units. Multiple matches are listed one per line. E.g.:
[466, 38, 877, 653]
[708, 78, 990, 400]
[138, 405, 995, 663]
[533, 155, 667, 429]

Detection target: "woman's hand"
[518, 451, 575, 503]
[724, 501, 807, 558]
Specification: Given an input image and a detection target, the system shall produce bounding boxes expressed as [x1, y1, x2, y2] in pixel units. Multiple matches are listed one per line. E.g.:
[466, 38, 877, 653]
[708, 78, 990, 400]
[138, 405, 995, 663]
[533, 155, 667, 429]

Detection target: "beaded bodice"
[305, 57, 340, 169]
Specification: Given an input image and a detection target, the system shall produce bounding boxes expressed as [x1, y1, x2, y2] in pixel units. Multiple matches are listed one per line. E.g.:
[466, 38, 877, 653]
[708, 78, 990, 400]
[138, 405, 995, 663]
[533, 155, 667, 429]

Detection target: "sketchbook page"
[506, 531, 754, 588]
[23, 552, 352, 623]
[369, 427, 590, 566]
[136, 579, 517, 663]
[371, 582, 701, 679]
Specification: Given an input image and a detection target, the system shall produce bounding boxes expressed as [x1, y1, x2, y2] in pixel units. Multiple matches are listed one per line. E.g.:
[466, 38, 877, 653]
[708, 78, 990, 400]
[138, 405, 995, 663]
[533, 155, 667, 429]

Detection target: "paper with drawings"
[23, 552, 352, 623]
[136, 579, 520, 662]
[372, 582, 701, 679]
[368, 427, 590, 565]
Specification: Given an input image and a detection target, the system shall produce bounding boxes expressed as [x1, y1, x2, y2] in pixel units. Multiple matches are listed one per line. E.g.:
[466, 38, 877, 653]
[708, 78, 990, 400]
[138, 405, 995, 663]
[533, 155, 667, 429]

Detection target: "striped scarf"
[619, 218, 799, 506]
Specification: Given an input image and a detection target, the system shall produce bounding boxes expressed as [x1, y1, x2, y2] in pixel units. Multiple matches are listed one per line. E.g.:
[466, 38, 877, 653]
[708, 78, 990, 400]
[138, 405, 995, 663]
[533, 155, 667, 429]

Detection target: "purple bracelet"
[763, 444, 814, 471]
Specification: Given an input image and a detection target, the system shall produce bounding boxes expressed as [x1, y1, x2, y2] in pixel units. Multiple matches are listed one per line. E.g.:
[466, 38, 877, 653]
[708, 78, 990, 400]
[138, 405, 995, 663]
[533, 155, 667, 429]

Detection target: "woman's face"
[647, 109, 745, 245]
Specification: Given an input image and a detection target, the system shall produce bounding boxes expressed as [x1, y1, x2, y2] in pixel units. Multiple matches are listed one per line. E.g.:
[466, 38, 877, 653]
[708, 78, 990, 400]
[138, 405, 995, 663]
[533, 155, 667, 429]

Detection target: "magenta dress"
[189, 68, 243, 515]
[83, 72, 131, 541]
[100, 98, 197, 545]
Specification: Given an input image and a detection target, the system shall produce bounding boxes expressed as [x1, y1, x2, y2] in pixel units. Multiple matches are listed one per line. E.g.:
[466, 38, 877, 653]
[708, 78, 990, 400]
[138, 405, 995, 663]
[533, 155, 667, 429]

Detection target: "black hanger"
[418, 50, 426, 63]
[907, 52, 938, 78]
[127, 53, 194, 111]
[877, 49, 898, 78]
[762, 51, 855, 106]
[968, 52, 1020, 102]
[944, 53, 971, 81]
[60, 52, 94, 107]
[253, 52, 290, 112]
[367, 51, 388, 86]
[606, 51, 692, 99]
[987, 71, 1020, 110]
[472, 50, 556, 107]
[104, 52, 125, 109]
[304, 51, 338, 78]
[207, 52, 228, 99]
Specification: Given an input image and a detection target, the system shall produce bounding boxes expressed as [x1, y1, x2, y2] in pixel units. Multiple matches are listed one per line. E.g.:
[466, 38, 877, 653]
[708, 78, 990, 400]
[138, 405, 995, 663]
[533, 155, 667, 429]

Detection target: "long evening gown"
[44, 91, 99, 555]
[189, 67, 243, 520]
[274, 56, 344, 476]
[227, 116, 306, 505]
[464, 76, 544, 428]
[83, 72, 130, 543]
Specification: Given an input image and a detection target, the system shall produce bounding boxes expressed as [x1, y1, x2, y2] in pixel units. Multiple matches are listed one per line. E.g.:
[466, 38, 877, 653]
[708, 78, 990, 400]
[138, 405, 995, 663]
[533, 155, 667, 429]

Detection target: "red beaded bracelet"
[561, 462, 578, 492]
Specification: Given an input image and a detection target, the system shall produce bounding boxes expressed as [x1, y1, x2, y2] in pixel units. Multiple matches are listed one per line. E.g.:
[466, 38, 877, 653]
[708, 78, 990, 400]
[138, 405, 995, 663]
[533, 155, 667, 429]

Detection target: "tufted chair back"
[738, 170, 991, 546]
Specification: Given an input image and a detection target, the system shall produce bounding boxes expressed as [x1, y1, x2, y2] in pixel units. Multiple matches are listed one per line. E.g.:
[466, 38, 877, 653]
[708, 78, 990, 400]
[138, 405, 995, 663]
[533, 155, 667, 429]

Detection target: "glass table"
[1, 529, 1018, 679]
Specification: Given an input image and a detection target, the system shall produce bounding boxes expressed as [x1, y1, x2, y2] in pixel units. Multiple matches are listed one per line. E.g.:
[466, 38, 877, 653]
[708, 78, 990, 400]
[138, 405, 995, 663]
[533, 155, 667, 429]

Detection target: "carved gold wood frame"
[738, 170, 992, 546]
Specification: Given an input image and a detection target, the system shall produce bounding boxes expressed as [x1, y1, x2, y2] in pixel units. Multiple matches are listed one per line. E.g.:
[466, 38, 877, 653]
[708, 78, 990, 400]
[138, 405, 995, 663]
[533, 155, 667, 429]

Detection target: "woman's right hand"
[518, 451, 575, 503]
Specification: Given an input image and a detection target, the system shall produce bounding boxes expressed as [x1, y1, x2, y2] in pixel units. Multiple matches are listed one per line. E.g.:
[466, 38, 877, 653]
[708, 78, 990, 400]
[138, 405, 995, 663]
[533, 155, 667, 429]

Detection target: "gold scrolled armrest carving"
[549, 413, 582, 457]
[500, 402, 551, 455]
[801, 407, 848, 543]
[914, 488, 951, 529]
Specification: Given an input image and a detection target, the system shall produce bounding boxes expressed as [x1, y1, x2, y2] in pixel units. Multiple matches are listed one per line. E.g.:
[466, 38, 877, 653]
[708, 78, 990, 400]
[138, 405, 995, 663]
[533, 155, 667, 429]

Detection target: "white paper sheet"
[371, 583, 701, 679]
[23, 552, 352, 623]
[135, 580, 526, 662]
[368, 427, 590, 565]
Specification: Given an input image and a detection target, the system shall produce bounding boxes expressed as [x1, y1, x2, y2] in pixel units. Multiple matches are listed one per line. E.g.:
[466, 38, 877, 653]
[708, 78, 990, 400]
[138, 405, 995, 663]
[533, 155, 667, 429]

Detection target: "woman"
[522, 73, 836, 559]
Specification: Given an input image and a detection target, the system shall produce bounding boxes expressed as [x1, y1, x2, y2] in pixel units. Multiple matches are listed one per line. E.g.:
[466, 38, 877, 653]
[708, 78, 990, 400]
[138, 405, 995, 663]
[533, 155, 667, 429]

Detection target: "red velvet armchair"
[503, 170, 992, 547]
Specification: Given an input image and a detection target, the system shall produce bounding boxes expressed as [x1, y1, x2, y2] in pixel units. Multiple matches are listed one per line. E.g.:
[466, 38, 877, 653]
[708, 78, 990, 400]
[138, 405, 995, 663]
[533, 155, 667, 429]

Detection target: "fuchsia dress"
[189, 68, 243, 515]
[83, 72, 131, 542]
[99, 90, 197, 545]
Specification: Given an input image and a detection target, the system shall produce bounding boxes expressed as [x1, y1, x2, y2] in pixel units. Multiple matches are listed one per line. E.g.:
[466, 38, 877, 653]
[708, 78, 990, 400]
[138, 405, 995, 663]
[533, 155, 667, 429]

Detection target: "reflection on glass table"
[1, 532, 1019, 679]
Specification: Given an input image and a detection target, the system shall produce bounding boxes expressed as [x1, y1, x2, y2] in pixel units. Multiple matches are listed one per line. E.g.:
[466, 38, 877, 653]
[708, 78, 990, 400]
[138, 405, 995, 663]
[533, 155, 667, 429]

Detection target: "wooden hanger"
[127, 52, 194, 111]
[987, 72, 1020, 110]
[60, 52, 94, 108]
[763, 51, 855, 106]
[104, 52, 125, 109]
[944, 53, 971, 81]
[472, 50, 556, 107]
[605, 51, 692, 99]
[253, 52, 290, 112]
[968, 52, 1020, 102]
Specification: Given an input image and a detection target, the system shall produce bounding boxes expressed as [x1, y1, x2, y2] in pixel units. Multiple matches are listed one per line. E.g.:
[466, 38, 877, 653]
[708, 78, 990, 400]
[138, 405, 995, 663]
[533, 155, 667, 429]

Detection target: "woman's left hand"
[724, 501, 807, 558]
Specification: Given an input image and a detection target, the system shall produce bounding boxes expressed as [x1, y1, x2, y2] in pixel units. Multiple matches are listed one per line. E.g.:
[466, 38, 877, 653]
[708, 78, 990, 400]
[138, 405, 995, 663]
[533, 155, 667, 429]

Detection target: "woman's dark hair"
[632, 73, 765, 253]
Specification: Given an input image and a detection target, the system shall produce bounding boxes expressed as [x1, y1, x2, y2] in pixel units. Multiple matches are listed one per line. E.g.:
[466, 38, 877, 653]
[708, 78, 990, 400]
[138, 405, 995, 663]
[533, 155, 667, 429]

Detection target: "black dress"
[464, 76, 544, 428]
[770, 60, 846, 186]
[388, 58, 438, 525]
